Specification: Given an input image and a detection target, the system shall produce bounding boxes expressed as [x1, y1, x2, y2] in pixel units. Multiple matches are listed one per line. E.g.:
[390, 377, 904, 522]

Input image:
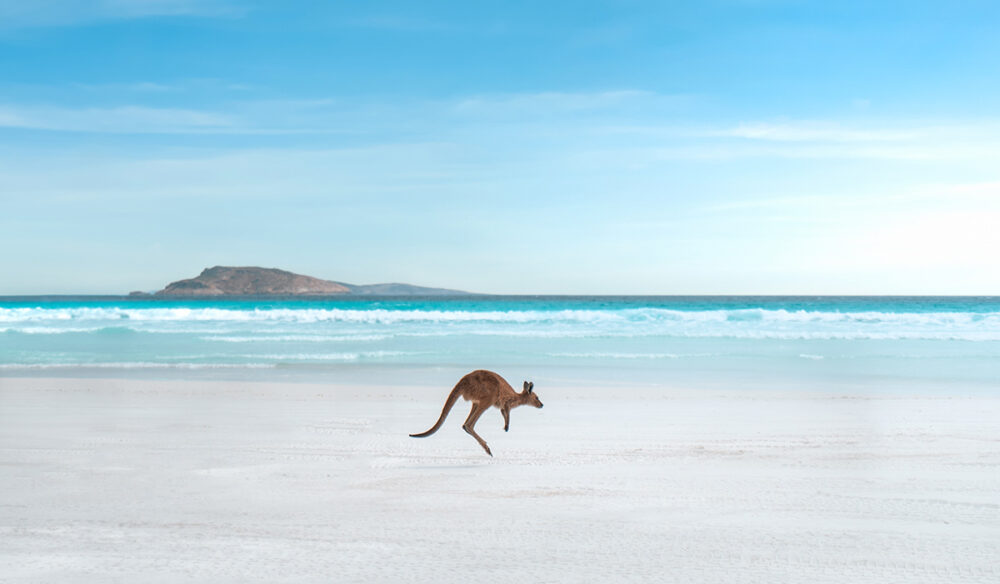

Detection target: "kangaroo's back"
[454, 369, 516, 405]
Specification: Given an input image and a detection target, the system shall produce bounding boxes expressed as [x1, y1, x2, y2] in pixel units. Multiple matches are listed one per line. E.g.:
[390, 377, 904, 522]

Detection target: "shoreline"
[4, 363, 997, 397]
[2, 376, 998, 582]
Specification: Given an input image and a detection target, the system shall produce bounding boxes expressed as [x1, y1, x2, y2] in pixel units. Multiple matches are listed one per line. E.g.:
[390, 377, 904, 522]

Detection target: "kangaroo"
[410, 369, 543, 456]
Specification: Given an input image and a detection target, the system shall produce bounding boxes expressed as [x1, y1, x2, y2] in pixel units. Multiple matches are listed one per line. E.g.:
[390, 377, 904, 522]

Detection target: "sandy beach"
[1, 376, 997, 583]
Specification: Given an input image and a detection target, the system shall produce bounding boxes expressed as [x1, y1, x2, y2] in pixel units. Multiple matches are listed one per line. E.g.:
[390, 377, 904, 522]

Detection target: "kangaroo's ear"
[527, 381, 534, 393]
[523, 381, 532, 392]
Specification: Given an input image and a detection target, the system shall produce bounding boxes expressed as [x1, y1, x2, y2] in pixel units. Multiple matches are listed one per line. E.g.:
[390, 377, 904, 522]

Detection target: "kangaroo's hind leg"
[462, 402, 492, 457]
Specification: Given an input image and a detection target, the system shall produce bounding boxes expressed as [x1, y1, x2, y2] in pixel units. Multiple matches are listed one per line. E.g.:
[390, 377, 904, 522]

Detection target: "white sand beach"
[1, 376, 998, 583]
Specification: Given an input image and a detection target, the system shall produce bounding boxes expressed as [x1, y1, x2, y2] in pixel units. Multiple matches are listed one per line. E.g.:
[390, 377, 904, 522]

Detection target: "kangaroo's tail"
[410, 386, 462, 438]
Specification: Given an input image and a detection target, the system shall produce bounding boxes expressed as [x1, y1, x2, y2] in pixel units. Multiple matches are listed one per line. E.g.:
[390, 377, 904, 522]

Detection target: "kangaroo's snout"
[539, 402, 544, 408]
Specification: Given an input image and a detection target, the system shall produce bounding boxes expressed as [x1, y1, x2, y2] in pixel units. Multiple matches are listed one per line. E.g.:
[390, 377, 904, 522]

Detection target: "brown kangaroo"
[410, 369, 543, 456]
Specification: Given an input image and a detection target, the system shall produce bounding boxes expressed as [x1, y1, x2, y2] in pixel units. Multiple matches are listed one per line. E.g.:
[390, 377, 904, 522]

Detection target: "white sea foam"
[0, 306, 631, 324]
[548, 352, 682, 359]
[234, 351, 412, 361]
[3, 305, 999, 325]
[1, 326, 104, 334]
[200, 334, 392, 343]
[13, 324, 1000, 340]
[4, 306, 1000, 341]
[0, 362, 277, 370]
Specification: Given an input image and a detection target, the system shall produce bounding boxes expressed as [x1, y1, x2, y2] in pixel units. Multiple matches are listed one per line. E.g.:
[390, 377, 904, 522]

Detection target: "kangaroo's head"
[522, 381, 543, 408]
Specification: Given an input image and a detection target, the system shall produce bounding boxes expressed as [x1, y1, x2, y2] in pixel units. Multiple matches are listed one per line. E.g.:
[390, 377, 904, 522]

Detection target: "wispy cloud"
[716, 121, 921, 142]
[72, 81, 180, 93]
[675, 119, 1000, 161]
[0, 90, 668, 135]
[701, 180, 1000, 214]
[346, 14, 453, 33]
[0, 103, 235, 133]
[453, 90, 653, 113]
[3, 90, 1000, 166]
[69, 78, 257, 95]
[0, 0, 244, 30]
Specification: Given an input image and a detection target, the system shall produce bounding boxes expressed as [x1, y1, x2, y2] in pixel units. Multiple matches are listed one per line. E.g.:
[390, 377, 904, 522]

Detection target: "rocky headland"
[153, 266, 468, 296]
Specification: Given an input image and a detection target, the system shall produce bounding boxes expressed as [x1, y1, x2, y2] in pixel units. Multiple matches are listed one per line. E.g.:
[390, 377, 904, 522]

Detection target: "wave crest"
[4, 306, 1000, 341]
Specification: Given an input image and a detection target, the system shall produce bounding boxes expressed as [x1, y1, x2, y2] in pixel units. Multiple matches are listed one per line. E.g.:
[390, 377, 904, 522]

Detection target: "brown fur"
[409, 369, 543, 456]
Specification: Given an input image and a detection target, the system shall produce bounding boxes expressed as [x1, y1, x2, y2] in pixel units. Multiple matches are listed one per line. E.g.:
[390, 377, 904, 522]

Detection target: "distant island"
[133, 266, 471, 297]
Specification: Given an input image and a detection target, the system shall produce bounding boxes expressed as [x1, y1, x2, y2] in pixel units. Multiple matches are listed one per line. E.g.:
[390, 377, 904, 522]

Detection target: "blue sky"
[2, 1, 999, 294]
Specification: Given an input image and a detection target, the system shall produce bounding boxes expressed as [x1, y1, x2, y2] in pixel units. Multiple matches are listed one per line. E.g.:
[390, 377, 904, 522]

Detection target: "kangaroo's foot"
[463, 423, 492, 456]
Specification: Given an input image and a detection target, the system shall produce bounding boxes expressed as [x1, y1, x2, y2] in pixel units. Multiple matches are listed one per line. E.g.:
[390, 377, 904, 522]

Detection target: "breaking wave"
[3, 306, 1000, 341]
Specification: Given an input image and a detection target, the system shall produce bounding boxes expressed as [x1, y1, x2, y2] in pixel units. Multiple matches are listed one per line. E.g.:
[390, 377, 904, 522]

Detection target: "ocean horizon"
[3, 294, 999, 391]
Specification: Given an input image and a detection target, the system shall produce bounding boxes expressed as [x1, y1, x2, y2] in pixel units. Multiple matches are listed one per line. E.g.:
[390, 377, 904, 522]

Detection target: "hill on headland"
[150, 266, 470, 297]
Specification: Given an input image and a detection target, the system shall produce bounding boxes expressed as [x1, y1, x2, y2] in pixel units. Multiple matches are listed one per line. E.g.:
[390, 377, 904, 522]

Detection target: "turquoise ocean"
[2, 296, 999, 391]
